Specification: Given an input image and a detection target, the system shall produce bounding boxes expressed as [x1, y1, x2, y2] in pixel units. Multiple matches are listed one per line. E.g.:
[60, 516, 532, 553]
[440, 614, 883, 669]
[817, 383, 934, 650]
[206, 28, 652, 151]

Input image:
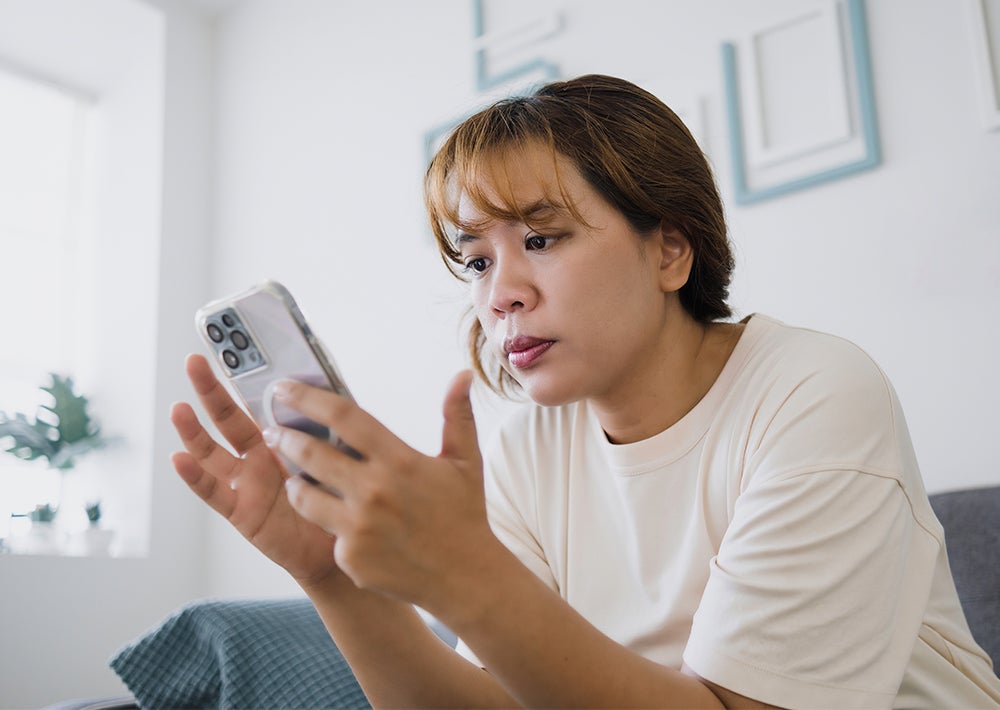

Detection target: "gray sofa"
[928, 485, 1000, 666]
[49, 486, 999, 709]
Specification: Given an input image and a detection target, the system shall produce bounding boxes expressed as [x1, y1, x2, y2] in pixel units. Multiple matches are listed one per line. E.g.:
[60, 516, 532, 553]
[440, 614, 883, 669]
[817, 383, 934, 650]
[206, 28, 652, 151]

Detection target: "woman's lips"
[504, 335, 555, 369]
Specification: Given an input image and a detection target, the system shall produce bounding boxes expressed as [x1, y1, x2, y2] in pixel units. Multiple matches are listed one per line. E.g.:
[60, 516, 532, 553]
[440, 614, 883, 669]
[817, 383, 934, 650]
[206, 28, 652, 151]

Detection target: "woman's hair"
[424, 73, 734, 394]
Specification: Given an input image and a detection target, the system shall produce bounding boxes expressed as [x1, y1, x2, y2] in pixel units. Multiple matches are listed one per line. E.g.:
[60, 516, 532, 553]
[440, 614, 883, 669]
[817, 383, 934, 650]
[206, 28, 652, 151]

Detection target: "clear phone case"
[195, 280, 353, 475]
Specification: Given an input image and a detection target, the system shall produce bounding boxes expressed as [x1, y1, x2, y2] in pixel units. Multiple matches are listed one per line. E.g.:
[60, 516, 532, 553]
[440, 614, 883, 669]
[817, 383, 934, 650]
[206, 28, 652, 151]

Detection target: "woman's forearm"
[432, 542, 726, 709]
[301, 538, 725, 709]
[299, 573, 517, 709]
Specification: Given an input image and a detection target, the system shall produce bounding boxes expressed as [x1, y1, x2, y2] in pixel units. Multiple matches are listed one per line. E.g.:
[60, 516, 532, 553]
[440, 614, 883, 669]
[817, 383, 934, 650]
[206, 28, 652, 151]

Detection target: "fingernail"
[272, 380, 294, 400]
[262, 427, 281, 448]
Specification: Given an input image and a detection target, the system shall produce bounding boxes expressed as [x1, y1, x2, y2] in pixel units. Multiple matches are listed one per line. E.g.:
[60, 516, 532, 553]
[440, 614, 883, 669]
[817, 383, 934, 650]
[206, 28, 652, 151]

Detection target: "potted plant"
[0, 374, 109, 553]
[77, 500, 115, 556]
[17, 503, 62, 554]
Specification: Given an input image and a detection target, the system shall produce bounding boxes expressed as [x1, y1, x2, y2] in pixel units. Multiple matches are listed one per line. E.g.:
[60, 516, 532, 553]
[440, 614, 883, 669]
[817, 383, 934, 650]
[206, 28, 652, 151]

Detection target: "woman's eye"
[525, 234, 553, 250]
[463, 257, 489, 275]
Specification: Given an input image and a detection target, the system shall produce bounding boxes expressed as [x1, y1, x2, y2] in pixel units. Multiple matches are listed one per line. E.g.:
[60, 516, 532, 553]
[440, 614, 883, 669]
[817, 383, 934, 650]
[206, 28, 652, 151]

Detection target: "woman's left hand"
[269, 370, 499, 612]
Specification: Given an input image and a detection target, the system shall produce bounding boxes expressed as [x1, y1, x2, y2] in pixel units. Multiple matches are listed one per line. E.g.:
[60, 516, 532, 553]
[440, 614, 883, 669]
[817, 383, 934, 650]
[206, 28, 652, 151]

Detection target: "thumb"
[440, 369, 480, 463]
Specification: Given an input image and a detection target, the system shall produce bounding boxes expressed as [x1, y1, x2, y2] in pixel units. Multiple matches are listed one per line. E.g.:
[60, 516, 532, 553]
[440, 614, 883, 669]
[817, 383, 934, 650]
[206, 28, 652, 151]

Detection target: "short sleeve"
[683, 469, 940, 709]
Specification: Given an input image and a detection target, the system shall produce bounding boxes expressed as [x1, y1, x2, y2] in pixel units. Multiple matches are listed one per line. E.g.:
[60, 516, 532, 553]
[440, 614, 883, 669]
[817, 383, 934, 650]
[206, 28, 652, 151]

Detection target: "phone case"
[195, 280, 353, 475]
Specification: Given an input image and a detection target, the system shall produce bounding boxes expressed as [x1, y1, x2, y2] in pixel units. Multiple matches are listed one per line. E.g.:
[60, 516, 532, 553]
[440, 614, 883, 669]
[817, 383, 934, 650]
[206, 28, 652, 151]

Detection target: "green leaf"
[1, 373, 107, 470]
[0, 412, 57, 463]
[40, 373, 102, 446]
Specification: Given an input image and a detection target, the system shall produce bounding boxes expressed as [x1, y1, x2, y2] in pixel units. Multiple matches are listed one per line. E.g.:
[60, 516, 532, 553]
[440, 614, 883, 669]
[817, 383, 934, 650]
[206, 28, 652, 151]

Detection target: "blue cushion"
[109, 598, 369, 709]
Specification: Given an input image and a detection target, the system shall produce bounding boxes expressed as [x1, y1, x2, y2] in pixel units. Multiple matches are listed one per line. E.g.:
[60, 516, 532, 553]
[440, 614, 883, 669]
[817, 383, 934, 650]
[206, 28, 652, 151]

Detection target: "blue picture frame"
[423, 0, 559, 166]
[722, 0, 880, 205]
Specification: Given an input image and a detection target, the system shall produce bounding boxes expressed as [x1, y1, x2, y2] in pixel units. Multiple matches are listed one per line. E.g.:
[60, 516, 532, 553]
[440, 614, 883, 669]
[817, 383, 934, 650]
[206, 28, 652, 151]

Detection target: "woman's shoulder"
[732, 314, 910, 479]
[742, 314, 893, 396]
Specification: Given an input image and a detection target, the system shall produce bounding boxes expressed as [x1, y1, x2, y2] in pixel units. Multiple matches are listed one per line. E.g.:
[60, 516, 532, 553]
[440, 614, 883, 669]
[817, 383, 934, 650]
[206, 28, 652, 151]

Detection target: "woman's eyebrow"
[453, 201, 565, 246]
[455, 232, 479, 247]
[522, 201, 560, 221]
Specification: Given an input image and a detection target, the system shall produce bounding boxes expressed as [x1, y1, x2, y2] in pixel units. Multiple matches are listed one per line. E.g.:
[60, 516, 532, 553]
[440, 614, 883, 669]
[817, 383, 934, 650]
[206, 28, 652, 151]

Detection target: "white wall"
[0, 1, 215, 706]
[202, 0, 1000, 597]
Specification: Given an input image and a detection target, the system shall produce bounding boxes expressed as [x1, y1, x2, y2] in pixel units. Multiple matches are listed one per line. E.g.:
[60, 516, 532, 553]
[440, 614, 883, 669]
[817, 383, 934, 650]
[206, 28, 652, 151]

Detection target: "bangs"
[424, 101, 588, 276]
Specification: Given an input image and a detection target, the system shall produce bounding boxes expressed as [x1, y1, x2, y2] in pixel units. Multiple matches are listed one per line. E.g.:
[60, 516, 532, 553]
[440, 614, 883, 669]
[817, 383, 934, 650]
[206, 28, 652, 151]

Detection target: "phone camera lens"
[222, 313, 236, 327]
[222, 350, 240, 369]
[207, 323, 224, 343]
[231, 330, 250, 350]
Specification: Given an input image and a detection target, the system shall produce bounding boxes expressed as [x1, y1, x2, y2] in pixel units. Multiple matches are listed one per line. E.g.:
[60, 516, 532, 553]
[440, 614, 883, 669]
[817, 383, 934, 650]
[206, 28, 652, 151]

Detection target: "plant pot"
[79, 525, 115, 556]
[8, 520, 65, 555]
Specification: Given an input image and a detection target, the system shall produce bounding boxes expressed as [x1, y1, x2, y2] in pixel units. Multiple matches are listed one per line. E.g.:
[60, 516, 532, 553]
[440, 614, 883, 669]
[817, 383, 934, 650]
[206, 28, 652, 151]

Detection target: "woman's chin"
[519, 376, 581, 408]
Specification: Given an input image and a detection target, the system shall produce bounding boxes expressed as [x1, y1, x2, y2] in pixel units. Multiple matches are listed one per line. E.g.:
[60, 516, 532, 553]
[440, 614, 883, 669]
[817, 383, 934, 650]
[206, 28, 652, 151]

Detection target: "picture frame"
[721, 0, 881, 205]
[422, 0, 560, 166]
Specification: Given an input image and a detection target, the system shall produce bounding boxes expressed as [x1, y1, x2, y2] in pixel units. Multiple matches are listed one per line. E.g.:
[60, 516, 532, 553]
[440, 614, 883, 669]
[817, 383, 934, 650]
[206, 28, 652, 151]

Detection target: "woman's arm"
[298, 572, 517, 708]
[171, 355, 515, 707]
[273, 373, 776, 709]
[422, 533, 737, 709]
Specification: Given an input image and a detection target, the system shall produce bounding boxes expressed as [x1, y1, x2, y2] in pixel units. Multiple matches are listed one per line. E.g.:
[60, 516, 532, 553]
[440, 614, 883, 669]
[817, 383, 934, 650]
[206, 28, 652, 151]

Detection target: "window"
[0, 66, 98, 547]
[0, 0, 166, 559]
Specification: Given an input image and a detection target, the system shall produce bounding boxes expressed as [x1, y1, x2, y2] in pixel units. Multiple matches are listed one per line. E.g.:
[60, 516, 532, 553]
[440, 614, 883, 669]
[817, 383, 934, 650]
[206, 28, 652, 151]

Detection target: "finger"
[185, 353, 265, 455]
[285, 474, 349, 536]
[269, 380, 403, 459]
[171, 401, 241, 482]
[171, 450, 236, 519]
[265, 426, 355, 496]
[440, 370, 480, 462]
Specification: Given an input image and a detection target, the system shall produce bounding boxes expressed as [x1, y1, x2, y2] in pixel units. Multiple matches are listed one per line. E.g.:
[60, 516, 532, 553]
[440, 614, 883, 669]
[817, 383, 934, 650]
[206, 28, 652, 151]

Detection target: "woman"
[171, 74, 1000, 708]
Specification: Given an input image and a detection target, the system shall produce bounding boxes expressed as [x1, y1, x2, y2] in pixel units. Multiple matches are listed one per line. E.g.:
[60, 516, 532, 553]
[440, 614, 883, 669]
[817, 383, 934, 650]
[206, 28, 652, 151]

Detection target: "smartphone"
[195, 280, 356, 478]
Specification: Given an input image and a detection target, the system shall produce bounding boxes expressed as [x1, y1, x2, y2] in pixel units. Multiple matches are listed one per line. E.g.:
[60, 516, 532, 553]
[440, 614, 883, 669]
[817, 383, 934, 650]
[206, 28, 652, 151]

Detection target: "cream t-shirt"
[457, 315, 1000, 708]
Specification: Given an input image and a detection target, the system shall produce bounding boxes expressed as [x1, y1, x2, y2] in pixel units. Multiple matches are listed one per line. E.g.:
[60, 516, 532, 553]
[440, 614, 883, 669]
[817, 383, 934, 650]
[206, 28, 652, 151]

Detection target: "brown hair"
[424, 74, 734, 394]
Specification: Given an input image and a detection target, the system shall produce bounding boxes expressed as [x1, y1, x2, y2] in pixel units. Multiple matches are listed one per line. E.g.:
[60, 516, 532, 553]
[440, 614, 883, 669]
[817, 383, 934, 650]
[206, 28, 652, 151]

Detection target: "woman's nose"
[488, 257, 538, 317]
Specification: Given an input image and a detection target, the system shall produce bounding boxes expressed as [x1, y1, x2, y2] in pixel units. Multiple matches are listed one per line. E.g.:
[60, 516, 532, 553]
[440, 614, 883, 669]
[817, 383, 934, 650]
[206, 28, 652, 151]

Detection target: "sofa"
[47, 485, 999, 709]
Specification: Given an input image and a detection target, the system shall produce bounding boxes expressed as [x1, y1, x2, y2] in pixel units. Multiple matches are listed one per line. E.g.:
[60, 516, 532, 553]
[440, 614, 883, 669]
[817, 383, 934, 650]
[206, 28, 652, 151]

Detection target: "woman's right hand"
[170, 353, 343, 588]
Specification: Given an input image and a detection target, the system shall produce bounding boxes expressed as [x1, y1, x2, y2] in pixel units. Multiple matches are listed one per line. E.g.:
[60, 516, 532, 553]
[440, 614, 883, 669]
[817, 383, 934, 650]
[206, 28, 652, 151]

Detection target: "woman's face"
[456, 146, 684, 407]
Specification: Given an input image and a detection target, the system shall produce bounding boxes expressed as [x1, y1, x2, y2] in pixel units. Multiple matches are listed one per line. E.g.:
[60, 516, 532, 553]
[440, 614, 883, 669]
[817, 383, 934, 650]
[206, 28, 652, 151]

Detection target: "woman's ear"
[656, 224, 694, 293]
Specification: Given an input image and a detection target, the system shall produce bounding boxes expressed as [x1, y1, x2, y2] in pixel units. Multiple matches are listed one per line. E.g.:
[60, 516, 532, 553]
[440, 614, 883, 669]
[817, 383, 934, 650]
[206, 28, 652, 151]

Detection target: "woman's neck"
[590, 314, 745, 445]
